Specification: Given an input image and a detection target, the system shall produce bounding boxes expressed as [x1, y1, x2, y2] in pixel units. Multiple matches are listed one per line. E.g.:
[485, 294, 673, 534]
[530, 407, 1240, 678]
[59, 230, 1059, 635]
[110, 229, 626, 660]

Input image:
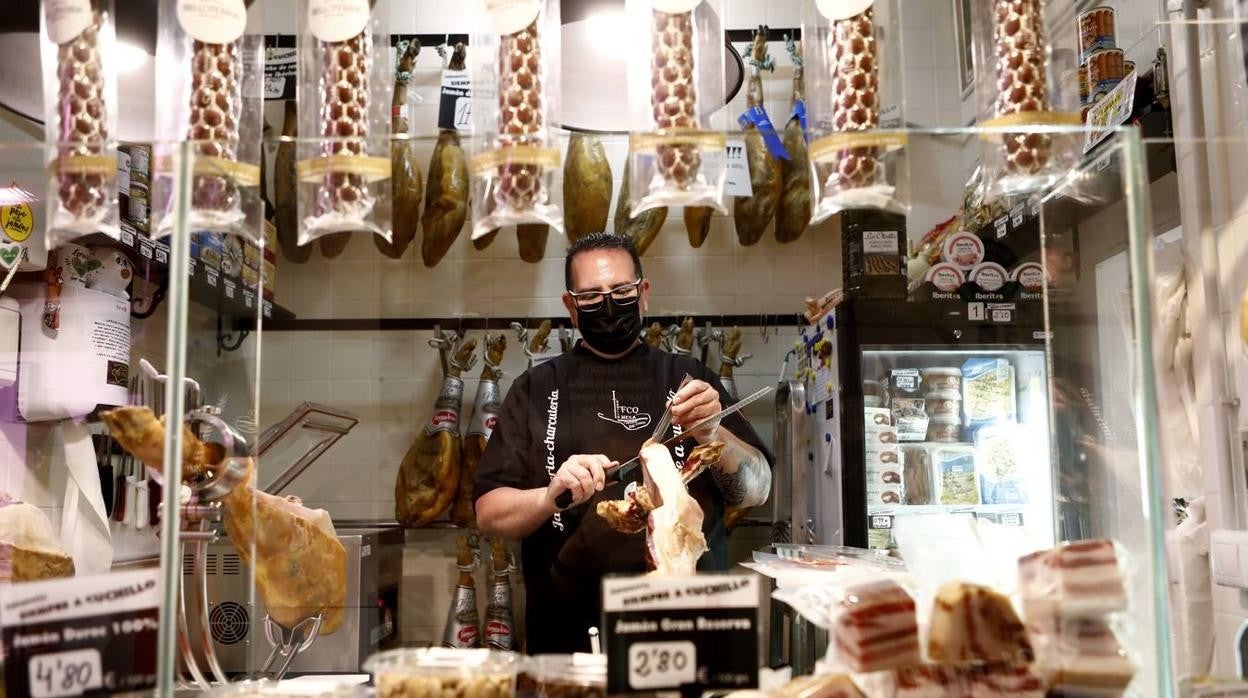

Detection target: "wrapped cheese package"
[971, 0, 1081, 197]
[152, 0, 263, 243]
[801, 0, 906, 223]
[623, 0, 729, 215]
[296, 0, 393, 246]
[468, 0, 564, 239]
[39, 0, 121, 248]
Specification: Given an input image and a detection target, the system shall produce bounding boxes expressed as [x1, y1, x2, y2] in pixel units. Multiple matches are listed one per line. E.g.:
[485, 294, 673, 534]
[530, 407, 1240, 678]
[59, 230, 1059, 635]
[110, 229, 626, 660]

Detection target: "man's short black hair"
[564, 232, 644, 290]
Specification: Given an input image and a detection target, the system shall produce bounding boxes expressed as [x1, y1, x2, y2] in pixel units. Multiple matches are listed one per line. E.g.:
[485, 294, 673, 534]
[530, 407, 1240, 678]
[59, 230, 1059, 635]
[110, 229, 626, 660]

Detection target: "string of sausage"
[187, 39, 243, 213]
[54, 8, 110, 222]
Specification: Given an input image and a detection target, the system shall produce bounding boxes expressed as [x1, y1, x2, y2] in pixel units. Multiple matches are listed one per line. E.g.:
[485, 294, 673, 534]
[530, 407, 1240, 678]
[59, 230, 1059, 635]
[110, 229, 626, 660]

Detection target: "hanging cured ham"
[101, 407, 347, 634]
[396, 339, 478, 527]
[421, 44, 470, 267]
[735, 28, 782, 247]
[615, 159, 667, 255]
[377, 39, 424, 259]
[275, 101, 311, 263]
[776, 39, 811, 243]
[518, 224, 549, 263]
[563, 133, 612, 242]
[684, 206, 713, 248]
[455, 333, 507, 528]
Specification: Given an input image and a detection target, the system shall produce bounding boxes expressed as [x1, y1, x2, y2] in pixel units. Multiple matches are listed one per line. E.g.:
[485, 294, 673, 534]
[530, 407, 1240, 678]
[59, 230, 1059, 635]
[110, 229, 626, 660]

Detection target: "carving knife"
[555, 385, 773, 509]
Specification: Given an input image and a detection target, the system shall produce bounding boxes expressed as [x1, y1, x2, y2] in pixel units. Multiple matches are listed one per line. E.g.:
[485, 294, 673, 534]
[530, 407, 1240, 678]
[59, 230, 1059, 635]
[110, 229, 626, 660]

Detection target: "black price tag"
[188, 257, 197, 276]
[138, 238, 154, 260]
[1010, 203, 1025, 229]
[994, 216, 1008, 240]
[224, 279, 237, 300]
[206, 269, 219, 288]
[264, 46, 297, 101]
[263, 300, 273, 319]
[1, 569, 160, 697]
[243, 289, 256, 309]
[603, 575, 759, 695]
[437, 69, 471, 131]
[154, 244, 168, 265]
[119, 225, 135, 247]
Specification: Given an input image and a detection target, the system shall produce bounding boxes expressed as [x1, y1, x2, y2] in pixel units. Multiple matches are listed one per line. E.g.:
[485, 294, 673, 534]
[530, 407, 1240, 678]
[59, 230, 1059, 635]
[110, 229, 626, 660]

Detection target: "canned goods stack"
[1077, 6, 1135, 122]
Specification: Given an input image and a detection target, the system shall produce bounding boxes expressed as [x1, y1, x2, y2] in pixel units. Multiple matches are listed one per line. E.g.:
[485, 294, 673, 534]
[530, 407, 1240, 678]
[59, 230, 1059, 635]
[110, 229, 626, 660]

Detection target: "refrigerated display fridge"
[836, 299, 1060, 553]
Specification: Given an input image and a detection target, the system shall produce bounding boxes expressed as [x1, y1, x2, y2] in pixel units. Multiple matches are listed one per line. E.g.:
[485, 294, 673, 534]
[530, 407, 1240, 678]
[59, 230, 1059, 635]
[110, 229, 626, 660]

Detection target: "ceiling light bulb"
[113, 40, 149, 74]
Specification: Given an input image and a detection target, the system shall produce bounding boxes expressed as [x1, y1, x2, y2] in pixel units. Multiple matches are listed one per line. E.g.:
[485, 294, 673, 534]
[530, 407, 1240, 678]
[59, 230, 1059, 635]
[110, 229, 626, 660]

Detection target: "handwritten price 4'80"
[29, 648, 103, 698]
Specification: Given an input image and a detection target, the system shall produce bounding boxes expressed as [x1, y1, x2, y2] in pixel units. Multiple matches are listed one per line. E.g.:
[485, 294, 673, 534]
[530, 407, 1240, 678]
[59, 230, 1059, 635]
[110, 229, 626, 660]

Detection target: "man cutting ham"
[474, 232, 773, 654]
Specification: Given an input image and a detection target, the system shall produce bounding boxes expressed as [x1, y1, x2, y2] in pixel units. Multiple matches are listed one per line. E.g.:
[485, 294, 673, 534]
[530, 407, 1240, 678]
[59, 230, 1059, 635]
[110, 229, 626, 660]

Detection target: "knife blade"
[555, 385, 773, 509]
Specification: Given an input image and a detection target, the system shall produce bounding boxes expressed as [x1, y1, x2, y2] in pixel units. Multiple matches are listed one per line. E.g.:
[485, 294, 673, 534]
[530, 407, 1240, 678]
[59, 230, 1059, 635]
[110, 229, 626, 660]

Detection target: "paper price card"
[602, 574, 759, 695]
[1, 568, 161, 697]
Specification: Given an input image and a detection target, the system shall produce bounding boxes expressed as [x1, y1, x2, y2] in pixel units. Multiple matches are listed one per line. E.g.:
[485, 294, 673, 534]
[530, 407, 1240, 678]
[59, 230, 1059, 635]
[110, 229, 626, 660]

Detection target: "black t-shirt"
[474, 341, 773, 655]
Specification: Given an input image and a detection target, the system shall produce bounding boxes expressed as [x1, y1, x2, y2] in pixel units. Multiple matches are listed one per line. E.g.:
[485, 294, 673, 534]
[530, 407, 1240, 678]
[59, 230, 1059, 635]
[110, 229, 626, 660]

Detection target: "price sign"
[224, 279, 237, 300]
[1, 569, 160, 697]
[263, 300, 273, 319]
[437, 69, 471, 131]
[603, 574, 758, 695]
[987, 302, 1016, 324]
[264, 46, 297, 100]
[627, 641, 696, 690]
[138, 237, 154, 260]
[722, 138, 753, 197]
[870, 514, 893, 529]
[206, 268, 219, 287]
[994, 216, 1008, 239]
[1010, 203, 1025, 229]
[154, 244, 168, 265]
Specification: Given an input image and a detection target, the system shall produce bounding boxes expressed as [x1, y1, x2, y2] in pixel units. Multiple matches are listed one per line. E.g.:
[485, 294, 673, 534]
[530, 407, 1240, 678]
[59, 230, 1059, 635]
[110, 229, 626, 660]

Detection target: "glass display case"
[2, 123, 1177, 697]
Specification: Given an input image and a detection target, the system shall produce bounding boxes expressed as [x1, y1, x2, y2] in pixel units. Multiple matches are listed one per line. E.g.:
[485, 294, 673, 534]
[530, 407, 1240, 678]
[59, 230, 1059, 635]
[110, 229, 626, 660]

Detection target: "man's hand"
[546, 454, 613, 509]
[670, 379, 721, 443]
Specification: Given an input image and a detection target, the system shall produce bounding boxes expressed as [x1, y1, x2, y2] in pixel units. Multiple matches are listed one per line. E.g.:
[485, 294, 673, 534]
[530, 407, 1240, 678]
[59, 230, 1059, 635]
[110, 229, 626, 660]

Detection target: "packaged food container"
[971, 0, 1081, 196]
[151, 0, 263, 243]
[928, 414, 961, 443]
[970, 262, 1008, 292]
[889, 368, 923, 397]
[801, 0, 908, 222]
[624, 0, 729, 214]
[924, 390, 962, 418]
[891, 397, 928, 442]
[865, 406, 892, 428]
[922, 368, 962, 393]
[940, 231, 985, 270]
[924, 262, 965, 293]
[295, 0, 393, 247]
[933, 444, 979, 505]
[364, 648, 519, 698]
[901, 445, 934, 505]
[1076, 6, 1116, 62]
[975, 423, 1027, 505]
[532, 653, 607, 698]
[1085, 48, 1126, 100]
[863, 379, 882, 397]
[867, 427, 899, 446]
[470, 0, 564, 236]
[962, 358, 1018, 430]
[864, 394, 884, 408]
[1011, 262, 1045, 293]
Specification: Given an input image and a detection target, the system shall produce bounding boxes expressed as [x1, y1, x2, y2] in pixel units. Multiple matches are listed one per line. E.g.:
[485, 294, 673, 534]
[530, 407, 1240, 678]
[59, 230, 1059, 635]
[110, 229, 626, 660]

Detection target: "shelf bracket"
[217, 312, 251, 356]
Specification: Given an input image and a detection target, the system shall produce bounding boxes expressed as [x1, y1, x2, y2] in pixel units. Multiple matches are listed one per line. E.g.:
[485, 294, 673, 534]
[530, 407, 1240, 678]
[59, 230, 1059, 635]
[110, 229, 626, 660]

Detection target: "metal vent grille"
[209, 602, 249, 645]
[205, 553, 218, 576]
[221, 553, 241, 576]
[182, 554, 193, 577]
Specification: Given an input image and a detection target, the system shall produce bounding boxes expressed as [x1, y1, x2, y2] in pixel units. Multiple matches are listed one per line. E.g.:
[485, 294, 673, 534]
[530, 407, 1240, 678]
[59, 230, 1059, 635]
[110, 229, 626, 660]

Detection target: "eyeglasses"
[567, 279, 643, 311]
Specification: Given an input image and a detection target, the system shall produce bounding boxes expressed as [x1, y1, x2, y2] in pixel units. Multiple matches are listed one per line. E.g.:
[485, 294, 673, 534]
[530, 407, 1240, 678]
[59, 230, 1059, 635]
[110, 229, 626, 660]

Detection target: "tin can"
[1124, 60, 1135, 74]
[1086, 48, 1126, 100]
[1078, 64, 1089, 105]
[1077, 6, 1116, 62]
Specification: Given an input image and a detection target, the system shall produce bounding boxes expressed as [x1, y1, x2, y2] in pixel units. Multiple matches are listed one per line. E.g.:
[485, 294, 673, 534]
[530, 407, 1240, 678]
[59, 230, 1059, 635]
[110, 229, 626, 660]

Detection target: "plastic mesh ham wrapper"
[296, 0, 393, 246]
[468, 0, 564, 238]
[623, 0, 729, 215]
[152, 0, 263, 243]
[801, 0, 907, 223]
[39, 0, 121, 248]
[971, 0, 1081, 197]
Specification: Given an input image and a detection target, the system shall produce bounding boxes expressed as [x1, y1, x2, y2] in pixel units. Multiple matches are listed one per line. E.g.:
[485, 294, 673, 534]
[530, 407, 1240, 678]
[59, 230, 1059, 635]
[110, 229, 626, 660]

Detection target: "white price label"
[224, 279, 236, 299]
[870, 514, 893, 529]
[967, 302, 985, 321]
[991, 308, 1012, 323]
[994, 216, 1008, 239]
[721, 139, 753, 197]
[1010, 204, 1025, 229]
[206, 269, 219, 287]
[628, 641, 697, 690]
[1000, 513, 1023, 526]
[28, 649, 103, 698]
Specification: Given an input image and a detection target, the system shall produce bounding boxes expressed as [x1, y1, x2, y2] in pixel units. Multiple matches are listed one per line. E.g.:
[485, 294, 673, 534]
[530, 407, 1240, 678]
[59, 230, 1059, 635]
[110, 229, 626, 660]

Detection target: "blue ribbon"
[790, 99, 809, 143]
[738, 105, 791, 160]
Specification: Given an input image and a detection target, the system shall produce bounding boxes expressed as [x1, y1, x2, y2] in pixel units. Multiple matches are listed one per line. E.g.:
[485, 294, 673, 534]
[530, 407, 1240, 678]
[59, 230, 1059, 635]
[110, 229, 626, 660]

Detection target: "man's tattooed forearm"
[712, 451, 771, 507]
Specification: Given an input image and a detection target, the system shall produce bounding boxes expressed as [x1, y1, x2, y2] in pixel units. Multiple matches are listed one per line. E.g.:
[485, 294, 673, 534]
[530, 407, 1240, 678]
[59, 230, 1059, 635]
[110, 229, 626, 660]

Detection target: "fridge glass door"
[859, 346, 1054, 553]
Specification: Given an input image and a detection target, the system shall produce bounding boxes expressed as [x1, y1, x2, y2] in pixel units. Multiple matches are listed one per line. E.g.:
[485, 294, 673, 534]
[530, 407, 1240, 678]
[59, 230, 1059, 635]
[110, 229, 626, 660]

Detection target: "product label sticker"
[485, 0, 542, 36]
[176, 0, 246, 44]
[43, 0, 93, 45]
[711, 139, 753, 197]
[1, 569, 160, 698]
[307, 0, 370, 43]
[0, 240, 24, 270]
[1, 197, 33, 243]
[1085, 71, 1137, 151]
[438, 69, 472, 131]
[862, 230, 898, 255]
[602, 575, 759, 695]
[264, 46, 297, 100]
[815, 0, 875, 21]
[737, 106, 791, 161]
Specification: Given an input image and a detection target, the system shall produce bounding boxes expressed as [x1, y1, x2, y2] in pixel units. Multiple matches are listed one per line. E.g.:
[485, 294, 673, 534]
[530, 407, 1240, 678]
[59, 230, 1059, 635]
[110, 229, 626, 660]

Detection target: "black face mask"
[576, 296, 643, 356]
